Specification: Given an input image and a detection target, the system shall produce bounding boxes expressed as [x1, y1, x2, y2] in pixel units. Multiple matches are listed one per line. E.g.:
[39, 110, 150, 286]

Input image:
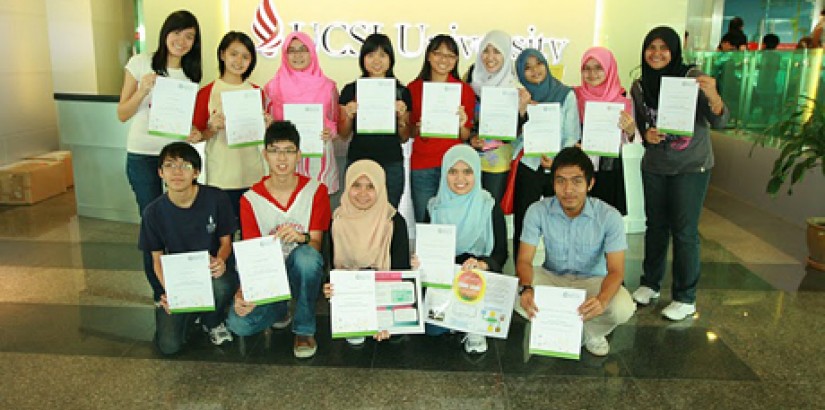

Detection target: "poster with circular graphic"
[453, 269, 486, 303]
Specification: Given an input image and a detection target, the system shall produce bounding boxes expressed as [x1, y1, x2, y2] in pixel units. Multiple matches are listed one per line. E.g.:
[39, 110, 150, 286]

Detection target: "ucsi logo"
[252, 0, 284, 58]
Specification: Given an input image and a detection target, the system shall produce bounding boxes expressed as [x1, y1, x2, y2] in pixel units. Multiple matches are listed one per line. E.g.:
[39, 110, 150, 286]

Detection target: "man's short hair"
[264, 120, 300, 148]
[549, 146, 595, 185]
[158, 142, 202, 172]
[763, 33, 780, 49]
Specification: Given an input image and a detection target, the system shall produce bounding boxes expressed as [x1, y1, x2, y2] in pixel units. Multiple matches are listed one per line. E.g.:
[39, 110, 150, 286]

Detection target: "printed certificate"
[148, 77, 198, 139]
[478, 86, 519, 141]
[421, 82, 461, 138]
[233, 236, 291, 305]
[528, 286, 586, 360]
[160, 250, 214, 313]
[415, 224, 456, 288]
[523, 103, 562, 157]
[283, 103, 324, 157]
[581, 101, 624, 158]
[221, 89, 265, 147]
[656, 77, 699, 136]
[330, 270, 379, 339]
[356, 78, 396, 134]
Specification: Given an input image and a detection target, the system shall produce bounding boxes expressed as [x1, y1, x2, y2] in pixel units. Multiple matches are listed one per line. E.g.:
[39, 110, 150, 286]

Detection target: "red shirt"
[239, 175, 331, 239]
[407, 76, 476, 170]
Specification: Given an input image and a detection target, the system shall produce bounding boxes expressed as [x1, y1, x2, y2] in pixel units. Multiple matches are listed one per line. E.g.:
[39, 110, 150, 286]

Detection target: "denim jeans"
[226, 245, 324, 336]
[410, 167, 441, 223]
[640, 170, 711, 304]
[154, 271, 237, 355]
[345, 161, 405, 209]
[126, 153, 165, 300]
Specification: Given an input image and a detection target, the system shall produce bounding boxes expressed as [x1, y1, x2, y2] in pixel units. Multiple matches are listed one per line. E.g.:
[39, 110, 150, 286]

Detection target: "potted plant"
[752, 96, 825, 271]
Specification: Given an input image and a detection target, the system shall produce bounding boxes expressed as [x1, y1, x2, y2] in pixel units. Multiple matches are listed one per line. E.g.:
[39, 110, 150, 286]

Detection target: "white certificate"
[528, 286, 586, 360]
[356, 78, 396, 134]
[233, 236, 291, 305]
[479, 86, 519, 141]
[415, 224, 456, 288]
[221, 89, 265, 148]
[420, 82, 461, 138]
[523, 103, 561, 157]
[330, 270, 379, 339]
[656, 77, 699, 136]
[160, 251, 214, 313]
[581, 102, 624, 158]
[148, 76, 198, 139]
[424, 268, 518, 339]
[283, 103, 324, 157]
[375, 271, 425, 335]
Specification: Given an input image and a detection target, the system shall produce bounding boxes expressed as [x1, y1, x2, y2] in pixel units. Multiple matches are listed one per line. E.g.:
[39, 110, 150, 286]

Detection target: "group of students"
[119, 10, 728, 359]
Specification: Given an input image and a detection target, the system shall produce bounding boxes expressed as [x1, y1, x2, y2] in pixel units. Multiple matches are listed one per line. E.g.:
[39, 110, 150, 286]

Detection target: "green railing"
[686, 49, 825, 132]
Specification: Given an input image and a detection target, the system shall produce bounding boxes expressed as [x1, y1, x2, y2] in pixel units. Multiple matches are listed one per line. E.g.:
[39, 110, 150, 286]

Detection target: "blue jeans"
[154, 271, 237, 355]
[226, 245, 324, 336]
[410, 167, 441, 223]
[126, 153, 165, 300]
[640, 170, 711, 304]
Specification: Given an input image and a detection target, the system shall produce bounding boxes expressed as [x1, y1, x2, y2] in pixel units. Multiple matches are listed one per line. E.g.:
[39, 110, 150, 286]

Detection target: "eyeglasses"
[161, 162, 195, 171]
[286, 47, 310, 55]
[265, 147, 298, 156]
[431, 51, 458, 61]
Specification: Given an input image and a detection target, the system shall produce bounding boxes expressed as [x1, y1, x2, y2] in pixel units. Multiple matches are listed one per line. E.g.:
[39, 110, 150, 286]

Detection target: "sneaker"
[462, 333, 487, 354]
[271, 312, 292, 330]
[346, 337, 366, 346]
[584, 336, 610, 357]
[632, 286, 660, 305]
[293, 335, 317, 358]
[662, 301, 696, 321]
[205, 322, 233, 346]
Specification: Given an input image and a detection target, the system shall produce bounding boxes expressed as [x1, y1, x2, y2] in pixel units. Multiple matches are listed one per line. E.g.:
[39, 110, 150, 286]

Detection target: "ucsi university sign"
[251, 0, 570, 63]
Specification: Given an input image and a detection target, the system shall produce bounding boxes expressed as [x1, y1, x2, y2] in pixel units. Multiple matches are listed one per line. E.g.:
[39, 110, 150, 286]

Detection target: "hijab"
[470, 30, 517, 95]
[427, 145, 495, 257]
[332, 160, 395, 270]
[264, 32, 338, 133]
[516, 48, 571, 104]
[640, 26, 693, 109]
[574, 47, 632, 120]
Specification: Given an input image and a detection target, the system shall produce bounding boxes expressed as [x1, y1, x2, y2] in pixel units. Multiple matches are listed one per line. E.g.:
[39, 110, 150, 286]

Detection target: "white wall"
[0, 1, 59, 166]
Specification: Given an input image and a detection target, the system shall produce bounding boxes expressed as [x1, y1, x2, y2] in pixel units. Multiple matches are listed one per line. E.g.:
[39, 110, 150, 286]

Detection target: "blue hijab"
[427, 145, 495, 256]
[516, 48, 571, 104]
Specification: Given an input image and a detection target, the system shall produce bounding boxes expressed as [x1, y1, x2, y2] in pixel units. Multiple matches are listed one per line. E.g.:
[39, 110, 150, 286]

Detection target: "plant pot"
[807, 217, 825, 271]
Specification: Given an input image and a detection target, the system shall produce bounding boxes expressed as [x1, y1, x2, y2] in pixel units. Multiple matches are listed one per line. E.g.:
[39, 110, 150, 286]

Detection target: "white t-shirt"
[124, 53, 195, 155]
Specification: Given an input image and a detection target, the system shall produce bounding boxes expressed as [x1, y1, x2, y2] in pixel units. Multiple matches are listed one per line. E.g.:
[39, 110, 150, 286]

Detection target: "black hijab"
[640, 26, 693, 109]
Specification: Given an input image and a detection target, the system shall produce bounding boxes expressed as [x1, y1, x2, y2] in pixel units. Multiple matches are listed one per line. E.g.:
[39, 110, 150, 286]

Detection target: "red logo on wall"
[252, 0, 284, 58]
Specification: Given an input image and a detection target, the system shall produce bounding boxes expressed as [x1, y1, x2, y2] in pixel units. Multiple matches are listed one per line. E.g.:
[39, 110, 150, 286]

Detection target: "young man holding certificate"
[226, 121, 329, 359]
[138, 142, 237, 355]
[516, 147, 635, 357]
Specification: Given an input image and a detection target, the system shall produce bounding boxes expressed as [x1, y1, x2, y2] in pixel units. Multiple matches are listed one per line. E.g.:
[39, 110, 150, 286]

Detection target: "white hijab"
[470, 30, 518, 95]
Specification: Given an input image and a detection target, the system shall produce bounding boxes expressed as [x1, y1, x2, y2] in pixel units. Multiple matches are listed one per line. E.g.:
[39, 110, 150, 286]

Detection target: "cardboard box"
[28, 150, 73, 187]
[0, 160, 67, 205]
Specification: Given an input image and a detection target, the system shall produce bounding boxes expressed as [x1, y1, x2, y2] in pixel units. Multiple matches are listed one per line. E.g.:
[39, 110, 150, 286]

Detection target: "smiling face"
[644, 38, 672, 70]
[165, 27, 196, 59]
[552, 165, 594, 217]
[481, 43, 504, 73]
[286, 38, 311, 71]
[581, 57, 606, 87]
[446, 160, 475, 196]
[522, 55, 547, 85]
[428, 43, 458, 78]
[363, 48, 390, 78]
[348, 175, 378, 210]
[263, 141, 300, 177]
[221, 41, 252, 79]
[159, 157, 199, 192]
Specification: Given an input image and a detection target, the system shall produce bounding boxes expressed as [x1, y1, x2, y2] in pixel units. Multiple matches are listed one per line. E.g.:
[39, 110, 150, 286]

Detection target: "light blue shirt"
[520, 197, 626, 277]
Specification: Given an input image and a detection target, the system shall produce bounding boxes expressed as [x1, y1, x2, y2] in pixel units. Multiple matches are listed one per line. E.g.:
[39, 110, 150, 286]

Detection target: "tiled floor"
[0, 187, 822, 409]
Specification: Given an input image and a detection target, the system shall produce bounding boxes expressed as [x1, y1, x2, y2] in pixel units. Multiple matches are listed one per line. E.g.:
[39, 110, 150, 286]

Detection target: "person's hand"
[469, 136, 484, 149]
[696, 75, 721, 101]
[138, 73, 157, 96]
[321, 127, 332, 141]
[461, 257, 487, 271]
[410, 254, 420, 270]
[158, 294, 171, 314]
[520, 288, 537, 319]
[518, 88, 531, 115]
[457, 106, 468, 126]
[540, 155, 553, 169]
[578, 297, 605, 321]
[618, 111, 636, 136]
[274, 225, 306, 244]
[264, 112, 273, 128]
[644, 127, 665, 144]
[395, 100, 408, 118]
[373, 330, 391, 341]
[344, 101, 358, 119]
[323, 283, 333, 299]
[187, 127, 203, 143]
[233, 292, 256, 317]
[208, 110, 226, 132]
[209, 255, 226, 278]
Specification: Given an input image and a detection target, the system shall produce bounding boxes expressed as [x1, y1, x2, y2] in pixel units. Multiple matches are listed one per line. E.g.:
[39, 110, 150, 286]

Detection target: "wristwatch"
[303, 232, 311, 244]
[518, 284, 534, 295]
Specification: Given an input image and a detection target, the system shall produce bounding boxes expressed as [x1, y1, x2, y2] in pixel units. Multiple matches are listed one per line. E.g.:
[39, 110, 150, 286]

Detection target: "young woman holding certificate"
[324, 159, 412, 345]
[512, 49, 581, 259]
[338, 34, 413, 208]
[117, 10, 203, 303]
[425, 145, 507, 354]
[193, 32, 268, 223]
[629, 27, 728, 321]
[408, 35, 477, 223]
[264, 32, 341, 193]
[573, 47, 637, 215]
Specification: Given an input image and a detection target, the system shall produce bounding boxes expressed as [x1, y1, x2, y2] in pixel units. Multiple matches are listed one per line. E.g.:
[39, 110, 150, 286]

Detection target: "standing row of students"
[118, 9, 727, 357]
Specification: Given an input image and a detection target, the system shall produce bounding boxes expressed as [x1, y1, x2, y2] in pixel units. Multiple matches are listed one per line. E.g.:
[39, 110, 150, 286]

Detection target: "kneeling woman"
[324, 159, 411, 344]
[425, 144, 507, 354]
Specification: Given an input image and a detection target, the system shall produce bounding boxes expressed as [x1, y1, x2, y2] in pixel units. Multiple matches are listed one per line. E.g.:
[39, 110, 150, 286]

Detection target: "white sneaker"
[662, 301, 696, 321]
[206, 322, 233, 346]
[271, 312, 292, 330]
[632, 286, 660, 305]
[584, 336, 610, 357]
[462, 333, 487, 354]
[346, 337, 366, 346]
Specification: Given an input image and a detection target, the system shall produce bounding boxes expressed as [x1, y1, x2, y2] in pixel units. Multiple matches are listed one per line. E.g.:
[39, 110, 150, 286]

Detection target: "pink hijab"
[264, 32, 338, 133]
[573, 47, 631, 121]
